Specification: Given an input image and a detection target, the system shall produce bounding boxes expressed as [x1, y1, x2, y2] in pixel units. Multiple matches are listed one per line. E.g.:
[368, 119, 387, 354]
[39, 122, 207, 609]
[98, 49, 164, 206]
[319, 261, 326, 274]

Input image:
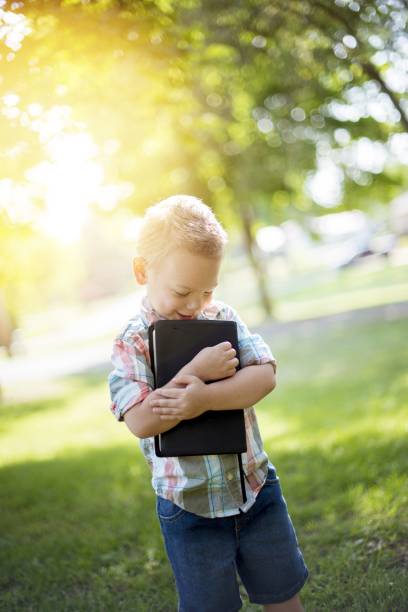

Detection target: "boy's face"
[134, 248, 221, 320]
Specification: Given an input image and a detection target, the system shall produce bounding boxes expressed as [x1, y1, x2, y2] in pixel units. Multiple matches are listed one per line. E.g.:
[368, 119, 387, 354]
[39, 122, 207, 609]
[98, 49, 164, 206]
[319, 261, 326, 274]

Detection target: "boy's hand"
[151, 374, 209, 421]
[191, 342, 239, 382]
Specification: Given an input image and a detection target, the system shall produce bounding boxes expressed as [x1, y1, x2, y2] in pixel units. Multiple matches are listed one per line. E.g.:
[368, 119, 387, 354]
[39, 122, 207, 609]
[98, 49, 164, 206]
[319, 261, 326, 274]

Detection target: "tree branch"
[311, 0, 408, 132]
[361, 61, 408, 132]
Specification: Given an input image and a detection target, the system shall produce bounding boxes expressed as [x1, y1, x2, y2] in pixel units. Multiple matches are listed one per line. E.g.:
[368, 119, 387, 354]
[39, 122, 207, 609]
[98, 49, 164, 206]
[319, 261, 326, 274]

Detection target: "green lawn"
[0, 317, 407, 611]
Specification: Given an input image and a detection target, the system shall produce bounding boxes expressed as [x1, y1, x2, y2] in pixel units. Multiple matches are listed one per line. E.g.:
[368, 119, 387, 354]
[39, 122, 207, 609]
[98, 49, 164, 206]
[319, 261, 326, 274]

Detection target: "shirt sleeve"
[108, 333, 154, 422]
[223, 304, 277, 372]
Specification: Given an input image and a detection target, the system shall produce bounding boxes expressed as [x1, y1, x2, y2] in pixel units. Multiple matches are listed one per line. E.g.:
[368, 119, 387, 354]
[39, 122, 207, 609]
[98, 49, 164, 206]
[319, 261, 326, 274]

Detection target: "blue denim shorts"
[156, 465, 308, 612]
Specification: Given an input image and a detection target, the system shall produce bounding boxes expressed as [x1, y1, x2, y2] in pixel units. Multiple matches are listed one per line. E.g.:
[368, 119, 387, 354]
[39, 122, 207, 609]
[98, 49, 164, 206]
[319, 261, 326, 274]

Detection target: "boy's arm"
[204, 362, 276, 411]
[123, 339, 239, 437]
[116, 306, 276, 436]
[151, 305, 277, 423]
[123, 360, 202, 438]
[204, 303, 277, 410]
[151, 363, 276, 422]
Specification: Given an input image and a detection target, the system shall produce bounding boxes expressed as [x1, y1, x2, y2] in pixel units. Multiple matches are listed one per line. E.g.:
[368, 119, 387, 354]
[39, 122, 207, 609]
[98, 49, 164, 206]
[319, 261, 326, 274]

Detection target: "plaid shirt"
[108, 294, 277, 518]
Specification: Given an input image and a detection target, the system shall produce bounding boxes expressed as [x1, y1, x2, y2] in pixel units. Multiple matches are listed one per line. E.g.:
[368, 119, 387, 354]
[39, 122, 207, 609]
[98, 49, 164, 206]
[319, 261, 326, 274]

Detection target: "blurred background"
[1, 1, 407, 610]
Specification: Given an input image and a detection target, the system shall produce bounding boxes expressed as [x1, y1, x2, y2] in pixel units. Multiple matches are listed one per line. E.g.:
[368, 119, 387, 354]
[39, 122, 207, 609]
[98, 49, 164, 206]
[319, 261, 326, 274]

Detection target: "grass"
[256, 317, 408, 610]
[0, 318, 407, 611]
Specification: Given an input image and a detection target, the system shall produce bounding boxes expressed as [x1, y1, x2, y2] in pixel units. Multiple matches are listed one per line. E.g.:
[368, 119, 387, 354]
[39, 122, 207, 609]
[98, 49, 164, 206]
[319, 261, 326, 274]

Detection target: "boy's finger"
[153, 398, 178, 407]
[153, 406, 174, 413]
[225, 356, 238, 365]
[154, 409, 177, 416]
[157, 388, 182, 398]
[218, 341, 231, 349]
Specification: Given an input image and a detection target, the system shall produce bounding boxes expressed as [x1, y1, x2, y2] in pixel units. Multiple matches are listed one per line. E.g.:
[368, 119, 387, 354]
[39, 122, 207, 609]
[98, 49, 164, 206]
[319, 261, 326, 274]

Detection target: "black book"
[148, 319, 247, 457]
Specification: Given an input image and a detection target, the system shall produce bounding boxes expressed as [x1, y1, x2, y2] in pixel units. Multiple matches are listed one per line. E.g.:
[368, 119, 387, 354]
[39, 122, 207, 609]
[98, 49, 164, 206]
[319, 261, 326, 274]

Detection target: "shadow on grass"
[0, 431, 407, 611]
[0, 445, 176, 612]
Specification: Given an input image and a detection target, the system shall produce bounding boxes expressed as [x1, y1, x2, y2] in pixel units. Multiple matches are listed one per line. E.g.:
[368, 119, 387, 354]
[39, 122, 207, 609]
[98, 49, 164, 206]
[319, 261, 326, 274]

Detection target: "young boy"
[108, 195, 308, 612]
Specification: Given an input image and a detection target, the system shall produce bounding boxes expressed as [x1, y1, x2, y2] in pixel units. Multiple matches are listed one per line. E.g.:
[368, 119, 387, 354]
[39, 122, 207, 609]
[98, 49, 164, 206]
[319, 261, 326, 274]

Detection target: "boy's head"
[133, 195, 228, 320]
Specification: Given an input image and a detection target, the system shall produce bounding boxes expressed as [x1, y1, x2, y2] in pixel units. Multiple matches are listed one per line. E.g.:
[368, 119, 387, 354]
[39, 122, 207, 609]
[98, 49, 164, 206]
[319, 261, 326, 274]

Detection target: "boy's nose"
[186, 297, 202, 312]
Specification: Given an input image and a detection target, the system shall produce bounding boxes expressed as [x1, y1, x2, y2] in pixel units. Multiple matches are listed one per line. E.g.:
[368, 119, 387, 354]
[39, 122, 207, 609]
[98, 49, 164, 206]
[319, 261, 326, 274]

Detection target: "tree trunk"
[239, 202, 273, 319]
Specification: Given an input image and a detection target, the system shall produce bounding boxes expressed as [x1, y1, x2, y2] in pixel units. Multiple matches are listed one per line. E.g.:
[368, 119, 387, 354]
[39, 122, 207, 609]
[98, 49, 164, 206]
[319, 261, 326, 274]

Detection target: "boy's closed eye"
[173, 291, 213, 297]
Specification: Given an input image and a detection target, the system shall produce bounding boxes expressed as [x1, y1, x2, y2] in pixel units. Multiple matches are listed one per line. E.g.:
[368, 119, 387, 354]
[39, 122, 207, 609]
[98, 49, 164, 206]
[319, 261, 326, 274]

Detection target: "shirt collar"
[140, 294, 168, 325]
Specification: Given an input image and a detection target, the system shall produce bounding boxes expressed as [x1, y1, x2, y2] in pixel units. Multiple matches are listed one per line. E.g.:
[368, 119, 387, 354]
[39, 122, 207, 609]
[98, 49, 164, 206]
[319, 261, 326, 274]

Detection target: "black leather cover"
[148, 319, 247, 457]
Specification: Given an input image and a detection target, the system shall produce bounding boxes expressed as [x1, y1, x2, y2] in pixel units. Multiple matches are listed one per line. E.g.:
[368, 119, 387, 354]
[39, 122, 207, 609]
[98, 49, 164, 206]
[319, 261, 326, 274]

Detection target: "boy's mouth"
[177, 312, 194, 319]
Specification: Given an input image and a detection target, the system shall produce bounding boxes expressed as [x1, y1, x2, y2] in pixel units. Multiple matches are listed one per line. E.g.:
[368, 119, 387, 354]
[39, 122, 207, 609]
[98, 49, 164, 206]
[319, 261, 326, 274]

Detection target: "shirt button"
[227, 472, 234, 481]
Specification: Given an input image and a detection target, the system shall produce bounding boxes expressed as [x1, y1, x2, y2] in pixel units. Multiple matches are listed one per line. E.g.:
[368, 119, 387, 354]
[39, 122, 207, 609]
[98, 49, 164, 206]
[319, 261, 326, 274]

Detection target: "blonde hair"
[135, 194, 228, 268]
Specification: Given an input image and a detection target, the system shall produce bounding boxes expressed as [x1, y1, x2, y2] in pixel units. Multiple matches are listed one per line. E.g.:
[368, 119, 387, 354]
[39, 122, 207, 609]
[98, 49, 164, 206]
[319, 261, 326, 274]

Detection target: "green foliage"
[175, 0, 408, 219]
[1, 0, 407, 320]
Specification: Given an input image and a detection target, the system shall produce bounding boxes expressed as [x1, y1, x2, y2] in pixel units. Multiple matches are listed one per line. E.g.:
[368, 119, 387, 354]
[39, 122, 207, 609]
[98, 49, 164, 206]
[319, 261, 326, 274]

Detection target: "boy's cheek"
[164, 296, 180, 315]
[152, 295, 175, 316]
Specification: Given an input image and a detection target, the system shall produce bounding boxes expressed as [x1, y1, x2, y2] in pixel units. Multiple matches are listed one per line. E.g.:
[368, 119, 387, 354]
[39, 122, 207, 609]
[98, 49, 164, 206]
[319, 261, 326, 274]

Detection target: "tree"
[169, 0, 408, 314]
[1, 0, 407, 321]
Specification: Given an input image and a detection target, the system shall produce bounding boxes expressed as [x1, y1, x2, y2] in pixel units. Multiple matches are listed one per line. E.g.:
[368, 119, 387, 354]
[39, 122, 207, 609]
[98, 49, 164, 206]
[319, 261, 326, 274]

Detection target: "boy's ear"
[133, 257, 147, 285]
